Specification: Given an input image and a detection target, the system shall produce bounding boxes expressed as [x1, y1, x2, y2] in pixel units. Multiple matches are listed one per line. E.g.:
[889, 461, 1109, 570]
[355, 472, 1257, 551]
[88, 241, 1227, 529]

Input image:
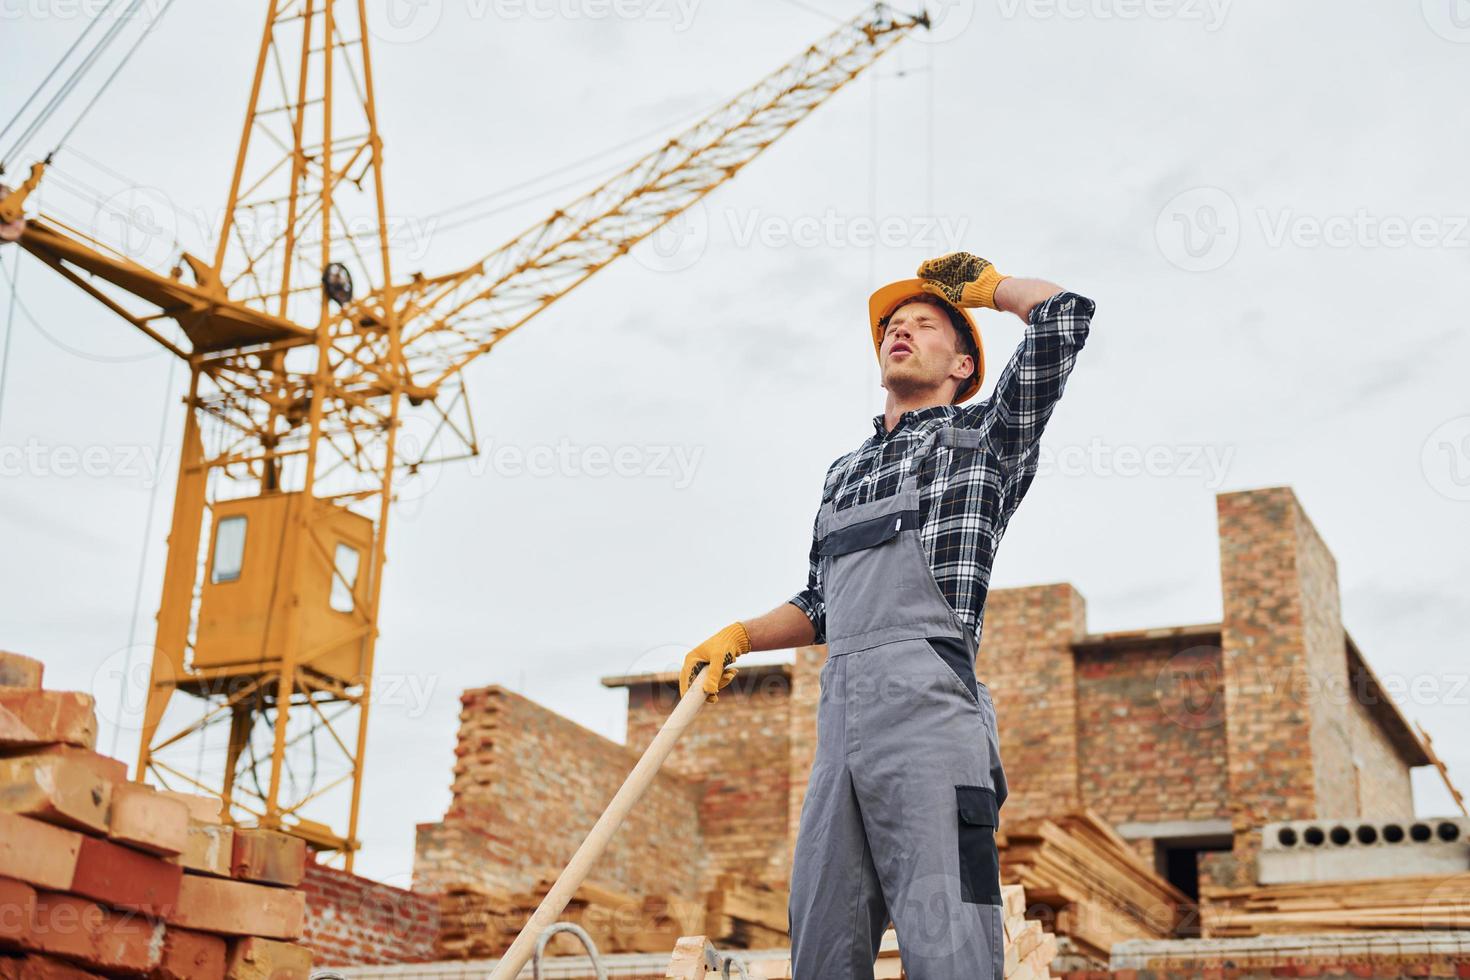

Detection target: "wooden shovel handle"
[487, 677, 711, 979]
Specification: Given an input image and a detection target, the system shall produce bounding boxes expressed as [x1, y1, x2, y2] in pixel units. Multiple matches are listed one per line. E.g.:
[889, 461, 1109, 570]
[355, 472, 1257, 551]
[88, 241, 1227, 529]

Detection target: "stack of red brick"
[0, 651, 314, 978]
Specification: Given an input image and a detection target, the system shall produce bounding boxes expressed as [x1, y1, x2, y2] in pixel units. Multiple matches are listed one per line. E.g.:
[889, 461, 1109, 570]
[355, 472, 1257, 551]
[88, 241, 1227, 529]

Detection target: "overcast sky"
[2, 0, 1467, 884]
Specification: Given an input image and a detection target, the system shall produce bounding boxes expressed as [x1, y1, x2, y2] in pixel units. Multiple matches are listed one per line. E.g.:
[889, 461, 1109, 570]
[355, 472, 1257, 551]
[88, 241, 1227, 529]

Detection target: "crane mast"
[0, 1, 927, 867]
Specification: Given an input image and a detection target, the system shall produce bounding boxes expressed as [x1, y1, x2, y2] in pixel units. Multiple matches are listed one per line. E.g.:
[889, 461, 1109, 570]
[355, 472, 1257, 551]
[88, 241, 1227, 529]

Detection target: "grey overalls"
[788, 427, 1010, 980]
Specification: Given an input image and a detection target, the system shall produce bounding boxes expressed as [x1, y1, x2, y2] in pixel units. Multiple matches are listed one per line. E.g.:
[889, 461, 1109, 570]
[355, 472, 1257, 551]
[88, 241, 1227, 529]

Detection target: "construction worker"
[680, 252, 1094, 979]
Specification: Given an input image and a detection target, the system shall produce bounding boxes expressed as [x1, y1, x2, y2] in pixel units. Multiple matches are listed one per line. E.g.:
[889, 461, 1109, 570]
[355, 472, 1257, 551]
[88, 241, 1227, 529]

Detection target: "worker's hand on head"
[679, 622, 751, 704]
[916, 251, 1009, 311]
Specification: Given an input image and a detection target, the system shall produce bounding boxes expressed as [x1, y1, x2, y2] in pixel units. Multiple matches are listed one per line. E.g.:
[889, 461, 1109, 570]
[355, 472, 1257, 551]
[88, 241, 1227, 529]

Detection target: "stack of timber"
[1201, 872, 1470, 936]
[436, 877, 705, 959]
[0, 650, 313, 978]
[667, 883, 1059, 979]
[998, 809, 1192, 960]
[704, 874, 789, 949]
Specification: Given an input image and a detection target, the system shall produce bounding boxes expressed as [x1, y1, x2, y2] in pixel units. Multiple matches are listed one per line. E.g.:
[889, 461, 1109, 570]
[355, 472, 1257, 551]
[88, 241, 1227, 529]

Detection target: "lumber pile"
[704, 874, 788, 949]
[667, 883, 1060, 979]
[998, 808, 1192, 960]
[1201, 872, 1470, 936]
[437, 873, 792, 959]
[0, 650, 314, 978]
[436, 876, 706, 958]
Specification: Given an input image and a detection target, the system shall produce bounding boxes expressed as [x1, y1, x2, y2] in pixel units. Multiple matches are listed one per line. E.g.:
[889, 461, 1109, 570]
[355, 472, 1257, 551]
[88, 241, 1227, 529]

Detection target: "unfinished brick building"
[411, 486, 1437, 945]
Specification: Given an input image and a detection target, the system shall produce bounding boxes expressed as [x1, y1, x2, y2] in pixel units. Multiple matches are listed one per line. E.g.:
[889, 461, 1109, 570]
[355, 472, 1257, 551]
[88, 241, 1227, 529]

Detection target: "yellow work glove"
[679, 622, 751, 704]
[916, 251, 1009, 311]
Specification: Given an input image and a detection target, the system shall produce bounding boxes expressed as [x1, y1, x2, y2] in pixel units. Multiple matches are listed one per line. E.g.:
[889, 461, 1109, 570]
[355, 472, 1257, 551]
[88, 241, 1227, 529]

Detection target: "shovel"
[486, 675, 711, 979]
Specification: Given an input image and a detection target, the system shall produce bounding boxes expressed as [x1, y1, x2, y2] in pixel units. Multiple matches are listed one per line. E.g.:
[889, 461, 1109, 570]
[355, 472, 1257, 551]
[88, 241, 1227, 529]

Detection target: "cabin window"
[210, 516, 247, 584]
[330, 543, 361, 613]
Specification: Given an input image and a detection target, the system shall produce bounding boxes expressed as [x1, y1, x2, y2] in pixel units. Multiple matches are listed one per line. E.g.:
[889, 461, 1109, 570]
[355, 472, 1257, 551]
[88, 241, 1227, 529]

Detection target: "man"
[680, 251, 1094, 979]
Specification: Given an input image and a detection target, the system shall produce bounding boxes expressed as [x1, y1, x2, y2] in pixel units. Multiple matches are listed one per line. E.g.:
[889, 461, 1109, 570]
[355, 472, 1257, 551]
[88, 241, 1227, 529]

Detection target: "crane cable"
[110, 340, 179, 757]
[1, 0, 179, 172]
[49, 0, 183, 161]
[0, 0, 142, 169]
[0, 249, 18, 435]
[0, 0, 126, 166]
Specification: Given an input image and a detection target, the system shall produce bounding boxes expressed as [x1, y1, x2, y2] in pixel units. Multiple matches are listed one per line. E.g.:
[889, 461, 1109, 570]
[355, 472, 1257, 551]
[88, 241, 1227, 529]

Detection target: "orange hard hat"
[868, 278, 986, 403]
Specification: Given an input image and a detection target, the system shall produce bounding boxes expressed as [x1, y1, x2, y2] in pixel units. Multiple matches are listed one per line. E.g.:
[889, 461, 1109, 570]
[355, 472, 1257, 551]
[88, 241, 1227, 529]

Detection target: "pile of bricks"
[0, 650, 313, 978]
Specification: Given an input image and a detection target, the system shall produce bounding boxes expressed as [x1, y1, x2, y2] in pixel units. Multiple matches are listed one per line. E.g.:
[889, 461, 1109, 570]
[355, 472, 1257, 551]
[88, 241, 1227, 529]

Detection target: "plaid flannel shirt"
[789, 290, 1095, 646]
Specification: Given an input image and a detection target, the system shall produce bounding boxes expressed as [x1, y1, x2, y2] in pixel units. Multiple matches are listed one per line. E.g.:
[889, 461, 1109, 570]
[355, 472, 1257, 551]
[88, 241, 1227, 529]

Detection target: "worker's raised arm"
[962, 283, 1094, 475]
[911, 252, 1093, 471]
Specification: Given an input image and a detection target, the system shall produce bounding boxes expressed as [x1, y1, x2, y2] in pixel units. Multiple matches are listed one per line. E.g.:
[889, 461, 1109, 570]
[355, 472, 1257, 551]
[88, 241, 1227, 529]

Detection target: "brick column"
[1216, 487, 1353, 887]
[979, 584, 1088, 821]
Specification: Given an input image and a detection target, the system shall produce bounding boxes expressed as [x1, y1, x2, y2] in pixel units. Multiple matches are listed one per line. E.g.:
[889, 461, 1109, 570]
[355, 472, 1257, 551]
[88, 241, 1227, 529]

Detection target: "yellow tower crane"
[0, 1, 928, 869]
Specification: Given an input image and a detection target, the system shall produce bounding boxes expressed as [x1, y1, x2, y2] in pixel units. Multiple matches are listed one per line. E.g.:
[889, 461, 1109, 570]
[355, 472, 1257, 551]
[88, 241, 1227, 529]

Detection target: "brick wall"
[302, 862, 438, 966]
[412, 686, 706, 901]
[1216, 487, 1353, 886]
[981, 583, 1089, 821]
[1075, 637, 1229, 826]
[620, 665, 793, 889]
